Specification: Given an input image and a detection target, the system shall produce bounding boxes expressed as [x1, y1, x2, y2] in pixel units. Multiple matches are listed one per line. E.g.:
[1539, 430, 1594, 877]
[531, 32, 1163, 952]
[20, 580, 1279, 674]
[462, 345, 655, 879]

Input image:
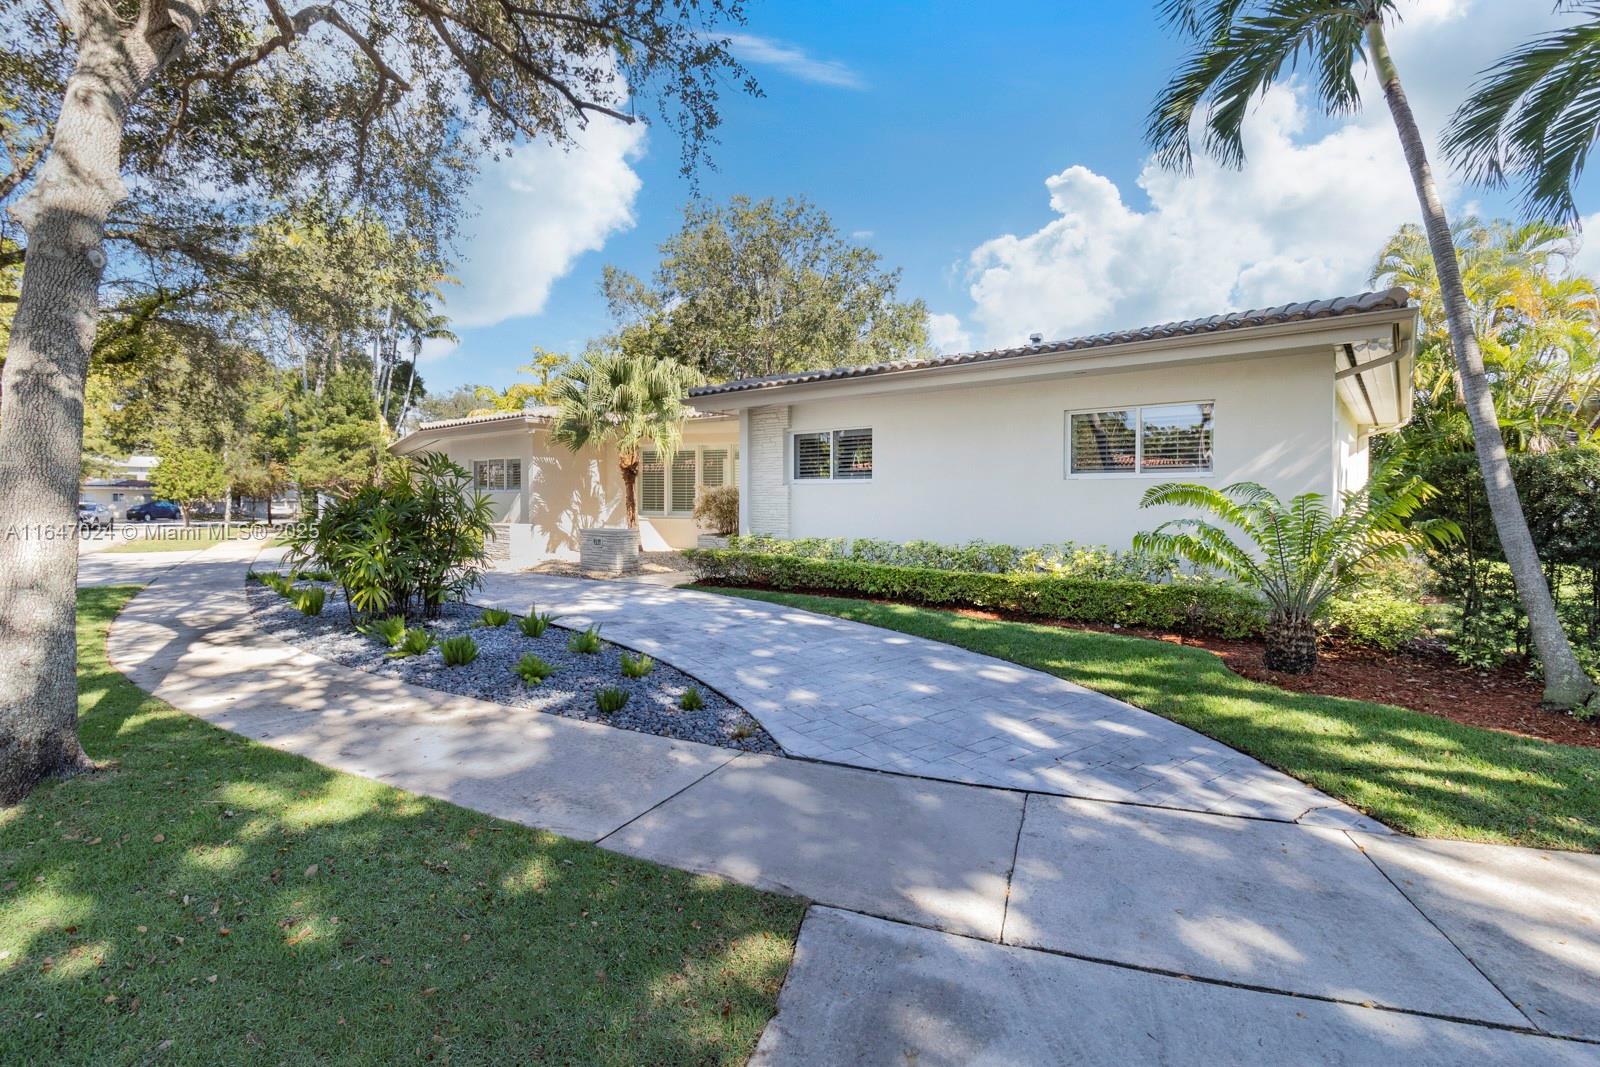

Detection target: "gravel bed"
[245, 577, 779, 754]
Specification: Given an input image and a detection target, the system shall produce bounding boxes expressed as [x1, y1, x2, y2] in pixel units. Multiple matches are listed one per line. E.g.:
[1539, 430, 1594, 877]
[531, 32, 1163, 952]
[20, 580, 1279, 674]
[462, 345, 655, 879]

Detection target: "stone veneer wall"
[745, 405, 791, 537]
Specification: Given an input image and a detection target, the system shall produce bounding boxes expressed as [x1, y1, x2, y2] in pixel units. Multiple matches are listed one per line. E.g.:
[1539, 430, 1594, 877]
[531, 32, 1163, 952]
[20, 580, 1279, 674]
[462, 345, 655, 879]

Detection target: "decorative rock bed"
[245, 577, 780, 754]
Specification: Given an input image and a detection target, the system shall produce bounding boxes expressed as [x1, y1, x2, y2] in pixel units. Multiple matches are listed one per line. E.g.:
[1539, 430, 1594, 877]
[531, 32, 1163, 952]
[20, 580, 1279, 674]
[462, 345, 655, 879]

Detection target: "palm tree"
[1444, 3, 1600, 225]
[1149, 0, 1597, 708]
[550, 350, 700, 528]
[1133, 466, 1458, 673]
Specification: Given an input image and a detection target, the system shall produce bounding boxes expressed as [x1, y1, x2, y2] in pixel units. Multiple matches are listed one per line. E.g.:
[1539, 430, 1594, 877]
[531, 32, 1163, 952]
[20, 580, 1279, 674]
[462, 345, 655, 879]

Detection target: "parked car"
[126, 500, 182, 523]
[77, 501, 113, 529]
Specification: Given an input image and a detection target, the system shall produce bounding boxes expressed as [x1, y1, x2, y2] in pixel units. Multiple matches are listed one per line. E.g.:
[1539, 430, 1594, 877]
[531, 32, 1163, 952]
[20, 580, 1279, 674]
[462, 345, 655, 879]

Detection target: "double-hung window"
[639, 445, 738, 516]
[1068, 402, 1213, 475]
[473, 458, 523, 490]
[791, 428, 873, 481]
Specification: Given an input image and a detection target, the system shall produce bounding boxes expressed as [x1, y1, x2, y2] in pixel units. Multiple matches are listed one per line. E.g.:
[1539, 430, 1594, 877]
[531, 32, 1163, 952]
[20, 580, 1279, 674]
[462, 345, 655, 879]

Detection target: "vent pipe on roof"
[1028, 332, 1044, 346]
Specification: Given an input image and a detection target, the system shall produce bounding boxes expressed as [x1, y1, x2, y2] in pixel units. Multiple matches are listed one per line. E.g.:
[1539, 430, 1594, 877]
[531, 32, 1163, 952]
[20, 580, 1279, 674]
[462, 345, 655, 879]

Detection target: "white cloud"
[1572, 213, 1600, 279]
[957, 1, 1576, 348]
[724, 32, 865, 90]
[440, 115, 646, 332]
[926, 312, 971, 354]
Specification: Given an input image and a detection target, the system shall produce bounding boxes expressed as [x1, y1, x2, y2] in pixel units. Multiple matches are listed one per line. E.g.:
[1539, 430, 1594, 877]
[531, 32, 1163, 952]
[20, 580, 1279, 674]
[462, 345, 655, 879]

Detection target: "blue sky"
[422, 1, 1597, 393]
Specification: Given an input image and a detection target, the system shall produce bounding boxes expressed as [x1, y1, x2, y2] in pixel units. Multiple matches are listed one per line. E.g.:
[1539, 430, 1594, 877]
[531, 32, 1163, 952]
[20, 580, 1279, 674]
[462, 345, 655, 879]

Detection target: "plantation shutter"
[702, 448, 729, 489]
[1138, 403, 1213, 473]
[505, 459, 523, 487]
[1070, 411, 1136, 473]
[833, 429, 873, 479]
[640, 450, 665, 513]
[671, 450, 698, 512]
[792, 432, 833, 480]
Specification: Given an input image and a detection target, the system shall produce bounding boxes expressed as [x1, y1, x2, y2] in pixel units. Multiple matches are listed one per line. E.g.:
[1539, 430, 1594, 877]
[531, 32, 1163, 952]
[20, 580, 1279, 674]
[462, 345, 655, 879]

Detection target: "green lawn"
[0, 587, 805, 1064]
[702, 587, 1600, 853]
[105, 526, 261, 553]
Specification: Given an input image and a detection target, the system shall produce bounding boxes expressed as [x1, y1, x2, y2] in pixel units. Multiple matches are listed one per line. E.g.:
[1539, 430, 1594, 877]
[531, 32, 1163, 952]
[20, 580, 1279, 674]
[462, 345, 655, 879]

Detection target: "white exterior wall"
[746, 350, 1348, 550]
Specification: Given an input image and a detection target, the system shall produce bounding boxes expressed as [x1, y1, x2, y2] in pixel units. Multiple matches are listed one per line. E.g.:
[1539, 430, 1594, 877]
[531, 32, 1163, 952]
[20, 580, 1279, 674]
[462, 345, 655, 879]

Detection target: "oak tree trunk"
[1367, 22, 1596, 710]
[0, 1, 207, 801]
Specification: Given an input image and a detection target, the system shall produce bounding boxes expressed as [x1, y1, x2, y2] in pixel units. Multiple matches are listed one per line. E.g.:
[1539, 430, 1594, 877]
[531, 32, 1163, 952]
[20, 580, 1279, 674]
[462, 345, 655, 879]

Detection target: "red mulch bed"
[950, 608, 1600, 750]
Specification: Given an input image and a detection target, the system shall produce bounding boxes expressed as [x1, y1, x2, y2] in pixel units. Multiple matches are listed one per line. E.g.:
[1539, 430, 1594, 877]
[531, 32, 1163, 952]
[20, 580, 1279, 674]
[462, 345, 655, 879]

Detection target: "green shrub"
[723, 534, 1176, 581]
[518, 611, 556, 638]
[294, 587, 326, 616]
[439, 635, 479, 666]
[693, 485, 740, 537]
[245, 569, 264, 584]
[619, 652, 655, 679]
[477, 607, 512, 628]
[683, 549, 1265, 638]
[389, 628, 435, 658]
[595, 687, 629, 715]
[282, 451, 495, 620]
[358, 614, 409, 647]
[1323, 593, 1428, 651]
[512, 653, 557, 685]
[567, 626, 604, 654]
[679, 687, 705, 711]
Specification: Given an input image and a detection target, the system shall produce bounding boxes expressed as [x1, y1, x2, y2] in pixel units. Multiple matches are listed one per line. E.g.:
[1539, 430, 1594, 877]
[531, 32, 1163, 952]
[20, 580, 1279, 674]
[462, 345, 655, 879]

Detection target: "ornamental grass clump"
[512, 653, 557, 686]
[518, 610, 556, 638]
[439, 635, 479, 667]
[477, 607, 512, 628]
[678, 687, 705, 711]
[567, 626, 603, 654]
[619, 652, 655, 679]
[595, 687, 629, 715]
[389, 628, 435, 659]
[359, 615, 408, 648]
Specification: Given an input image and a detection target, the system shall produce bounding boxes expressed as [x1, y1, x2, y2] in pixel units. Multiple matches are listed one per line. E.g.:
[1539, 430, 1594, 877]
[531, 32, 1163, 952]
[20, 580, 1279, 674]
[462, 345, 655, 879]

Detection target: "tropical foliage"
[1132, 467, 1459, 673]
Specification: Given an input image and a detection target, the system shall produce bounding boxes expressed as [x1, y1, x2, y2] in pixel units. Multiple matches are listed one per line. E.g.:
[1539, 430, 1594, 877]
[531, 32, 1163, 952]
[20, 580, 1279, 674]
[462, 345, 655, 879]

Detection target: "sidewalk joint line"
[593, 751, 745, 848]
[999, 792, 1028, 944]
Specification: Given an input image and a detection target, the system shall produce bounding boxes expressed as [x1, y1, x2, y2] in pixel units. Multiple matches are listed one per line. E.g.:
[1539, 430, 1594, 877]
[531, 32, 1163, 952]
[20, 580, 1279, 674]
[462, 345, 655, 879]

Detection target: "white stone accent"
[744, 405, 790, 537]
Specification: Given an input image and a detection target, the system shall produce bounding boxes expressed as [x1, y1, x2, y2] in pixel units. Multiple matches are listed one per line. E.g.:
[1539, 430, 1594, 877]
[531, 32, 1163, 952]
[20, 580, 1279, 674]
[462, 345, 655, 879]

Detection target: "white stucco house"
[390, 406, 739, 565]
[683, 288, 1417, 549]
[393, 289, 1416, 567]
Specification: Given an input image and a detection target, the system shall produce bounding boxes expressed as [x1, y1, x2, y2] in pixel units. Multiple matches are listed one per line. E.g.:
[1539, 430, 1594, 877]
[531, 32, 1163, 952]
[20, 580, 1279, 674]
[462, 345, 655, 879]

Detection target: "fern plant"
[294, 587, 326, 616]
[518, 611, 556, 638]
[389, 628, 435, 659]
[595, 687, 629, 714]
[619, 652, 655, 679]
[567, 626, 603, 654]
[359, 615, 408, 648]
[678, 687, 705, 711]
[1133, 463, 1457, 674]
[512, 653, 557, 685]
[439, 635, 479, 666]
[477, 607, 512, 628]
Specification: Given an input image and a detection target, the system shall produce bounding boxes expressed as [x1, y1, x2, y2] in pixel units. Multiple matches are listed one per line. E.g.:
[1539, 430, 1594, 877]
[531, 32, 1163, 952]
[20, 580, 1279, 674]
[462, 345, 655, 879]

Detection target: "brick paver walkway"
[476, 573, 1382, 829]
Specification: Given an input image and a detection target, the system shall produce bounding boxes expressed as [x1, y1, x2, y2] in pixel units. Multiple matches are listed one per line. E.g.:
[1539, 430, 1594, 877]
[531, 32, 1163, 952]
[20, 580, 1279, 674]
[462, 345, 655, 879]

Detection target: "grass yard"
[0, 587, 805, 1065]
[105, 526, 262, 553]
[702, 587, 1600, 853]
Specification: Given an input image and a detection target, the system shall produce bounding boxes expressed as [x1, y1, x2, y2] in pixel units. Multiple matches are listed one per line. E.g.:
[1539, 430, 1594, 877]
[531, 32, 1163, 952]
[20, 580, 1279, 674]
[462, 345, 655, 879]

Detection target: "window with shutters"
[670, 450, 698, 512]
[473, 458, 524, 490]
[640, 450, 666, 513]
[1067, 403, 1213, 476]
[637, 446, 736, 515]
[792, 428, 872, 482]
[701, 448, 729, 489]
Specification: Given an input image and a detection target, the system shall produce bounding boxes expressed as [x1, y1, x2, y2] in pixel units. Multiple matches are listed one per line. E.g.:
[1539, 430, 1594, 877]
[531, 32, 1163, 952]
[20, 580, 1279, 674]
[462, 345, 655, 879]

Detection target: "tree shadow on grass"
[0, 586, 805, 1065]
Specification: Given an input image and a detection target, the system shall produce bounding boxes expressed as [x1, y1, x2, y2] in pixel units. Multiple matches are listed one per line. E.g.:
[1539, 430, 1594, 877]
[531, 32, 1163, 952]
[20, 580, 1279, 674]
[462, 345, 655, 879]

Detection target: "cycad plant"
[1133, 466, 1458, 673]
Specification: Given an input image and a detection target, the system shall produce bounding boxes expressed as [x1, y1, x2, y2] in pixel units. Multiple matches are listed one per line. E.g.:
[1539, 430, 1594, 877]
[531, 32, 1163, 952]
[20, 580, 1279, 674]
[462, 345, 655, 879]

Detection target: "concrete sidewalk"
[105, 546, 1600, 1061]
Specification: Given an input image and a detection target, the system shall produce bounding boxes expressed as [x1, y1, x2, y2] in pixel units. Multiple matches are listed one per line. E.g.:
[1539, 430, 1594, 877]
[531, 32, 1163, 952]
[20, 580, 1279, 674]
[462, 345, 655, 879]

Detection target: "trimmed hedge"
[683, 549, 1265, 638]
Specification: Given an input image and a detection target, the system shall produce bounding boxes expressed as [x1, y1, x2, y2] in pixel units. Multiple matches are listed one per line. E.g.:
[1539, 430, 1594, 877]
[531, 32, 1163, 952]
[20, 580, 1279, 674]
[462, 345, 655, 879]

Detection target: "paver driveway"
[476, 572, 1382, 829]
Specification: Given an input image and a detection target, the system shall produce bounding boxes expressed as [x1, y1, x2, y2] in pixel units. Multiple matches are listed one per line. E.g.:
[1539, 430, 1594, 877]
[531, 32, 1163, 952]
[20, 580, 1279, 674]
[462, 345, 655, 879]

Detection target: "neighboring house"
[79, 454, 162, 520]
[389, 405, 740, 566]
[684, 289, 1418, 549]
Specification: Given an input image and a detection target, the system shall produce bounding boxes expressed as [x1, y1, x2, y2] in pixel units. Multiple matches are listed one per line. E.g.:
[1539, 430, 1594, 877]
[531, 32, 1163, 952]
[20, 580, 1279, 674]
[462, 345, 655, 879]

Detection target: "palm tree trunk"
[1264, 614, 1318, 674]
[1367, 21, 1595, 709]
[619, 453, 640, 528]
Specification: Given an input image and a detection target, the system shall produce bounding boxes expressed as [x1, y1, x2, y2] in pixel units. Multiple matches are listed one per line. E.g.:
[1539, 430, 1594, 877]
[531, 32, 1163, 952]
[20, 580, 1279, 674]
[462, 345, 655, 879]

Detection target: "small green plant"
[439, 635, 479, 667]
[518, 611, 556, 638]
[678, 687, 705, 711]
[567, 626, 603, 654]
[731, 722, 756, 741]
[294, 587, 326, 616]
[512, 653, 557, 685]
[389, 628, 436, 659]
[595, 687, 629, 715]
[619, 652, 655, 679]
[359, 614, 409, 648]
[245, 568, 264, 584]
[477, 607, 512, 628]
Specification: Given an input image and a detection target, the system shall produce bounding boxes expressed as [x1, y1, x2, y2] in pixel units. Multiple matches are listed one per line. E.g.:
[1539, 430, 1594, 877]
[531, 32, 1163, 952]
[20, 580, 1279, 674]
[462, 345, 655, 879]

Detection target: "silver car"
[77, 501, 113, 530]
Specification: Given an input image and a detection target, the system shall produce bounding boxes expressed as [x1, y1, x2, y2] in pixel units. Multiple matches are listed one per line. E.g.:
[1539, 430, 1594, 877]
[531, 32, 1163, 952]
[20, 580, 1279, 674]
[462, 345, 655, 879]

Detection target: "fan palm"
[1444, 3, 1600, 225]
[1133, 466, 1458, 673]
[1149, 0, 1597, 707]
[550, 350, 700, 528]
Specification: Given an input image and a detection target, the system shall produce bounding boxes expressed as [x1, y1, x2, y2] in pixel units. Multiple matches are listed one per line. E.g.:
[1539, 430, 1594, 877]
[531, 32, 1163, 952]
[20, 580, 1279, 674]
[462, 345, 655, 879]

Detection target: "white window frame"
[788, 427, 874, 483]
[638, 444, 739, 517]
[473, 458, 523, 492]
[1065, 401, 1215, 479]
